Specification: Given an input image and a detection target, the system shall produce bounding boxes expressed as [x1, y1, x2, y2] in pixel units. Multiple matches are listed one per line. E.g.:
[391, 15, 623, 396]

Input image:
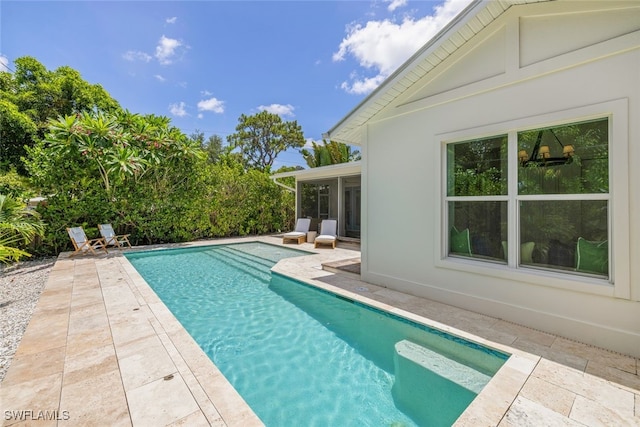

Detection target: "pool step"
[395, 340, 491, 393]
[207, 248, 273, 282]
[392, 340, 490, 426]
[219, 246, 275, 269]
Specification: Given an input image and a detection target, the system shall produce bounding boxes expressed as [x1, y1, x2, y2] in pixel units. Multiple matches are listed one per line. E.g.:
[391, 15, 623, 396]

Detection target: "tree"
[0, 56, 120, 173]
[33, 110, 204, 198]
[300, 139, 360, 168]
[227, 111, 305, 171]
[204, 134, 224, 164]
[191, 130, 224, 164]
[0, 99, 37, 172]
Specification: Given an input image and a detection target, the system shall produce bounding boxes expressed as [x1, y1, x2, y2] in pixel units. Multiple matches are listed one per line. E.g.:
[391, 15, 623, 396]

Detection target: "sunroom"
[271, 161, 361, 242]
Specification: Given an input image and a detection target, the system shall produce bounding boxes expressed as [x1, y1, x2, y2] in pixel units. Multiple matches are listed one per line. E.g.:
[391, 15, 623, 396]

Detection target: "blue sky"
[1, 0, 472, 169]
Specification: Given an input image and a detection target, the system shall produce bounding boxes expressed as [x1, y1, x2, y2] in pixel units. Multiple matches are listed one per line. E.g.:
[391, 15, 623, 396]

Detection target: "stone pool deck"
[1, 235, 639, 426]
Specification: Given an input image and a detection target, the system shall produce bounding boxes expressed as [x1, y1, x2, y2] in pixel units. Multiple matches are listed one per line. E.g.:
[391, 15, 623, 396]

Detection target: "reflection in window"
[520, 200, 608, 274]
[445, 118, 610, 279]
[518, 119, 608, 195]
[448, 201, 507, 261]
[447, 135, 508, 197]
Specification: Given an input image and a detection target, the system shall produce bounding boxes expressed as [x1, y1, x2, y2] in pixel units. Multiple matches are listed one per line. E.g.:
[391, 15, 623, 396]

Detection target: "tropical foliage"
[0, 194, 45, 263]
[0, 56, 120, 173]
[300, 139, 360, 168]
[2, 57, 299, 259]
[24, 110, 295, 255]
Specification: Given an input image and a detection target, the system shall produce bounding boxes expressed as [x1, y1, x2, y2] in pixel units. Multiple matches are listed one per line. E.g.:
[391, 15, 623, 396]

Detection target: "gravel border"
[0, 256, 57, 382]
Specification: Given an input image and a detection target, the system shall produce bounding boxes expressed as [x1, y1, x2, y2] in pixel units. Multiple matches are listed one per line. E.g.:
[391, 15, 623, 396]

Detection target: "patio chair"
[67, 227, 108, 256]
[315, 219, 337, 249]
[98, 223, 132, 249]
[283, 218, 311, 244]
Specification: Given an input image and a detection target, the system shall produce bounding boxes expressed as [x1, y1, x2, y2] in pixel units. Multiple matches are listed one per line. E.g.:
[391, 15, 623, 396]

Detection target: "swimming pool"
[125, 242, 509, 426]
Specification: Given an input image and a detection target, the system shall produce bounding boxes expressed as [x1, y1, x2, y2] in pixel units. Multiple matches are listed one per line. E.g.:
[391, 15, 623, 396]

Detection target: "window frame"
[435, 100, 630, 298]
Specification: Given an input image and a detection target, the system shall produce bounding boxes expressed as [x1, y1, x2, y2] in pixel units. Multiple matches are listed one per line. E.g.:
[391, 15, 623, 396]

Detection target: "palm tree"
[300, 140, 361, 168]
[0, 194, 45, 263]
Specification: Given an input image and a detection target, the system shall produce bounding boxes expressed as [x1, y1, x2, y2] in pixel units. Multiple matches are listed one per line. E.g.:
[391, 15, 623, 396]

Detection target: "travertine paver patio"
[2, 235, 639, 426]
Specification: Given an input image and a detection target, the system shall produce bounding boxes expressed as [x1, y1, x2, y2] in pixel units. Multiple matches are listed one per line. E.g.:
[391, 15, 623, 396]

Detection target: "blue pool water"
[125, 242, 508, 426]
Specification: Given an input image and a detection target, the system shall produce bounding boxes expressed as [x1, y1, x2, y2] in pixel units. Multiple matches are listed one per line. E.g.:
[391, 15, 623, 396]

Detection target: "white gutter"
[271, 177, 295, 193]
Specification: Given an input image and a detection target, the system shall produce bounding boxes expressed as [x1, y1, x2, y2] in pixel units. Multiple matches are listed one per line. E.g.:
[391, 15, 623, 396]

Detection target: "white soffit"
[325, 0, 552, 145]
[271, 161, 362, 181]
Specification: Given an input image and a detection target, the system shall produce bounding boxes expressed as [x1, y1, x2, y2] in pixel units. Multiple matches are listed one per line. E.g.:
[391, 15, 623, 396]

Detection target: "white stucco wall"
[361, 4, 640, 356]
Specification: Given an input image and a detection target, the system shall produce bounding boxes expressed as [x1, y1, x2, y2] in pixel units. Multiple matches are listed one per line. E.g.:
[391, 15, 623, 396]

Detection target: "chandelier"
[519, 129, 575, 167]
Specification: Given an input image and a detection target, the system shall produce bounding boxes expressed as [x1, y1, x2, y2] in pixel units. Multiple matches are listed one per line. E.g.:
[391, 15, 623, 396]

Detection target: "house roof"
[323, 0, 553, 145]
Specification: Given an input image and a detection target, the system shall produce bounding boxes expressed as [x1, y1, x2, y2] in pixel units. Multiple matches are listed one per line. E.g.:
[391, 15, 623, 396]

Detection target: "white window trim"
[435, 99, 630, 299]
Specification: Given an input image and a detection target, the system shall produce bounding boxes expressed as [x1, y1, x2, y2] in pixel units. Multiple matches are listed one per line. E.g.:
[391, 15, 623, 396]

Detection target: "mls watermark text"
[4, 410, 70, 421]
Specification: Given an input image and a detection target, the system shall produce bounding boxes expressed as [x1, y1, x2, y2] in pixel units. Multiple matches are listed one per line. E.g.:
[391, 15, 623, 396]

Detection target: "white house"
[323, 0, 640, 357]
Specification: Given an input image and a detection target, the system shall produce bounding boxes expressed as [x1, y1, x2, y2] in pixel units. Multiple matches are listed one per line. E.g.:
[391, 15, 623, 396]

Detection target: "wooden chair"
[315, 219, 337, 249]
[67, 227, 108, 256]
[283, 218, 311, 244]
[98, 223, 132, 249]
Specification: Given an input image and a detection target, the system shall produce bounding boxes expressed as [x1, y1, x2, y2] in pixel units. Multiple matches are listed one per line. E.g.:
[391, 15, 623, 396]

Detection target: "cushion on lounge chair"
[283, 218, 311, 244]
[283, 231, 306, 238]
[314, 220, 337, 248]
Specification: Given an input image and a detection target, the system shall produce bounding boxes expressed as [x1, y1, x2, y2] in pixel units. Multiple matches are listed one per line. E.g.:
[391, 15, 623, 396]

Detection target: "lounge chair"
[283, 218, 311, 244]
[98, 223, 132, 249]
[67, 227, 108, 256]
[315, 219, 337, 249]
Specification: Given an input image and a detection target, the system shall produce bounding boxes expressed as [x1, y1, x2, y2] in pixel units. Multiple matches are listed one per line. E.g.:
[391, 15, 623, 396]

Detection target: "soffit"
[271, 161, 361, 181]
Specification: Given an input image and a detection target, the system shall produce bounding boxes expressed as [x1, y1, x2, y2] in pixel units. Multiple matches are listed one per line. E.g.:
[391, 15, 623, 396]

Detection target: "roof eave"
[325, 0, 552, 145]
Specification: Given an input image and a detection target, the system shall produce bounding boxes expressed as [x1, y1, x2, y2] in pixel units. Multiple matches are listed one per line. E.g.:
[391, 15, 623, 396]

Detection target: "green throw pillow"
[450, 227, 472, 256]
[576, 237, 608, 275]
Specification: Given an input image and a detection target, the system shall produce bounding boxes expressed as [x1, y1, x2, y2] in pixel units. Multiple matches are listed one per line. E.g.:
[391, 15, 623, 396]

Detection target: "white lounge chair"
[98, 223, 132, 249]
[315, 219, 337, 249]
[283, 218, 311, 244]
[67, 227, 108, 256]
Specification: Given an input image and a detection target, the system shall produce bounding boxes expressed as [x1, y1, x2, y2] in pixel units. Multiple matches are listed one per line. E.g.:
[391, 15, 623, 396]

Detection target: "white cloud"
[386, 0, 407, 12]
[258, 104, 295, 117]
[201, 90, 213, 96]
[197, 97, 225, 114]
[334, 0, 471, 94]
[197, 113, 204, 119]
[0, 55, 9, 71]
[169, 102, 188, 117]
[340, 74, 386, 95]
[123, 50, 152, 62]
[166, 16, 177, 24]
[154, 74, 166, 82]
[155, 35, 183, 65]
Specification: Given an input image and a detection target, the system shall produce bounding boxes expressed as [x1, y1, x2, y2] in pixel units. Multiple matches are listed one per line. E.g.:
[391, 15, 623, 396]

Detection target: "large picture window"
[446, 118, 610, 279]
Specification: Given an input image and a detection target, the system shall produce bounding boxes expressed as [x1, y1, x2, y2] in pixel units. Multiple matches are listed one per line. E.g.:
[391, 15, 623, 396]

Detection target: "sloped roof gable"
[324, 0, 552, 145]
